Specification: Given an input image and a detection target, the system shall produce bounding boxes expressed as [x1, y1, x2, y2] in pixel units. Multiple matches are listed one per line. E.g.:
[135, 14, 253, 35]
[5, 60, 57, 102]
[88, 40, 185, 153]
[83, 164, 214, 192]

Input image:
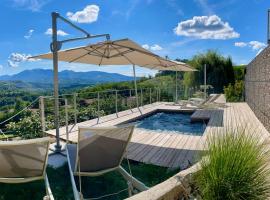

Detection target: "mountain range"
[0, 69, 135, 92]
[0, 69, 134, 89]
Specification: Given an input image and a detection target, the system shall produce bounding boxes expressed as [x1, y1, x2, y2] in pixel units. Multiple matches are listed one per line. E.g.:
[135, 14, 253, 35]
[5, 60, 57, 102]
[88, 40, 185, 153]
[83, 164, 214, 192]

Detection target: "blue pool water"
[130, 112, 205, 135]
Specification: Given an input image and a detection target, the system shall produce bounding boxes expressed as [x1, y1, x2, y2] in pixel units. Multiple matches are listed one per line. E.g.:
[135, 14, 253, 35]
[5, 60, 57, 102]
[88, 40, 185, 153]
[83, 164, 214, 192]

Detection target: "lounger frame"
[66, 126, 148, 200]
[0, 137, 54, 200]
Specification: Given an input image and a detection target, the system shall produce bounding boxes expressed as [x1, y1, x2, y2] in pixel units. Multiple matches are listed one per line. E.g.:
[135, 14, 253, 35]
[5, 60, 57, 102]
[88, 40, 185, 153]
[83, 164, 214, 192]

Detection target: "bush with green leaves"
[224, 80, 244, 102]
[195, 130, 270, 200]
[6, 112, 45, 139]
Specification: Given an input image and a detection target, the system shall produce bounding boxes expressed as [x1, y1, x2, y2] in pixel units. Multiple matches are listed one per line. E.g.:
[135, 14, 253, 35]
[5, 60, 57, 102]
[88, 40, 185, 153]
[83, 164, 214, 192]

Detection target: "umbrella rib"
[109, 49, 134, 58]
[84, 45, 108, 57]
[110, 44, 135, 65]
[98, 44, 108, 66]
[106, 43, 110, 58]
[112, 43, 162, 59]
[68, 44, 106, 63]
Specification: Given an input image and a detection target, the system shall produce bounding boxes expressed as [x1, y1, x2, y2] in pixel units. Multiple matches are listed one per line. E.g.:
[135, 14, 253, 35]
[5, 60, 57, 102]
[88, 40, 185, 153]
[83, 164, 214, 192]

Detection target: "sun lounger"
[0, 137, 54, 200]
[66, 125, 148, 200]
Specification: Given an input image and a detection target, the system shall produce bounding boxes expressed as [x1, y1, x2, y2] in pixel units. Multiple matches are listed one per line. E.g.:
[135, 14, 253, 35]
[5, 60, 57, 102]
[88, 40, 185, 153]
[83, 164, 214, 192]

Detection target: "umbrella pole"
[132, 65, 141, 114]
[52, 12, 61, 152]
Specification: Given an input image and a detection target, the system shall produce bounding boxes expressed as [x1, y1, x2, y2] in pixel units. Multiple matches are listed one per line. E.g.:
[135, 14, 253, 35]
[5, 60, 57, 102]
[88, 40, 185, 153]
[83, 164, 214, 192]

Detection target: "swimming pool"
[129, 112, 205, 136]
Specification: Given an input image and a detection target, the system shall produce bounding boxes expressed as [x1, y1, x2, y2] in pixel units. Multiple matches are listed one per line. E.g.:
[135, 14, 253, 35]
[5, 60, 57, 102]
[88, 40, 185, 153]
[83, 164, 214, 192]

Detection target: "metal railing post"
[115, 90, 118, 117]
[149, 88, 152, 104]
[140, 88, 143, 106]
[73, 93, 77, 125]
[97, 92, 100, 123]
[156, 88, 159, 102]
[129, 89, 133, 112]
[64, 98, 69, 142]
[39, 96, 46, 133]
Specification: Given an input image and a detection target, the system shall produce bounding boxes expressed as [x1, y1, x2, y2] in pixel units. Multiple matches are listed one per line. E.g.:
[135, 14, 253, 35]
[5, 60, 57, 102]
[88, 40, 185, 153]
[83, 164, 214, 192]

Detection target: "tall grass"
[195, 129, 270, 200]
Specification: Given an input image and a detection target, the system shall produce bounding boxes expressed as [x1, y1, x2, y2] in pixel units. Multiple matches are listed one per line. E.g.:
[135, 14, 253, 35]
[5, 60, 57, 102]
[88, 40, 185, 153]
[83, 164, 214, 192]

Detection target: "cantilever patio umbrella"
[32, 38, 195, 108]
[32, 38, 195, 150]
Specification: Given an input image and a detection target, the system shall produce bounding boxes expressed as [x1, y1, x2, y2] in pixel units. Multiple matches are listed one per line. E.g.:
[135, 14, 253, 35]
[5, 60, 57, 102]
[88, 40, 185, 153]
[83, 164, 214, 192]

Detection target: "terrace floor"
[47, 98, 270, 168]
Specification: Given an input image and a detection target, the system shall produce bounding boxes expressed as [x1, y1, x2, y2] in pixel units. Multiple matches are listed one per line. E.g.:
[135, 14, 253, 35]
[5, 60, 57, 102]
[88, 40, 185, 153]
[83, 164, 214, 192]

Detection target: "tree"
[183, 50, 235, 93]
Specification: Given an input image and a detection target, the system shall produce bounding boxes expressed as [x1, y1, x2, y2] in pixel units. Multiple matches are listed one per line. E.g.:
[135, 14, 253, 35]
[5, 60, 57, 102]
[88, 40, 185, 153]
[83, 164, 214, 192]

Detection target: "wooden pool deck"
[46, 98, 270, 169]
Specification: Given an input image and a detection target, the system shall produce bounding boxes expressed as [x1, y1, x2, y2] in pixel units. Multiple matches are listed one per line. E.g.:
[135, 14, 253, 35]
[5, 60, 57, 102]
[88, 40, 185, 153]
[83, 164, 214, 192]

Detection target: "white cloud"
[234, 42, 247, 47]
[249, 41, 267, 50]
[142, 44, 163, 51]
[0, 65, 3, 70]
[45, 28, 69, 36]
[12, 0, 50, 12]
[142, 44, 150, 50]
[174, 15, 240, 40]
[234, 40, 267, 56]
[67, 5, 99, 23]
[150, 44, 163, 51]
[8, 53, 37, 68]
[235, 41, 267, 50]
[24, 29, 34, 39]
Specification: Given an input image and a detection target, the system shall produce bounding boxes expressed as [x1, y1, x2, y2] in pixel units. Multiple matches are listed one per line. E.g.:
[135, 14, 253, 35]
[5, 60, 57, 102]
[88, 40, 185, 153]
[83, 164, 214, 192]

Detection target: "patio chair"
[0, 137, 54, 200]
[66, 125, 148, 200]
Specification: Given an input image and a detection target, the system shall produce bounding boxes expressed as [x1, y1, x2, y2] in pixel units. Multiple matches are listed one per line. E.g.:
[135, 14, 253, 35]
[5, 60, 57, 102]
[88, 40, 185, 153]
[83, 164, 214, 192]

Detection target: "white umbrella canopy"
[31, 38, 195, 72]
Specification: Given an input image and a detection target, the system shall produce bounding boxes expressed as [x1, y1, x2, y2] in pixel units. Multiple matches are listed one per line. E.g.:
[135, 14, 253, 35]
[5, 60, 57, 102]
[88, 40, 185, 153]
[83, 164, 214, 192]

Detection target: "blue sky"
[0, 0, 269, 76]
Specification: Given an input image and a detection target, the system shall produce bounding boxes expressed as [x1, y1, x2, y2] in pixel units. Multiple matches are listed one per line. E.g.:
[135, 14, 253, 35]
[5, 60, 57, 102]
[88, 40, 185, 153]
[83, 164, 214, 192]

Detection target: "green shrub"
[195, 130, 270, 200]
[224, 80, 244, 102]
[6, 112, 45, 139]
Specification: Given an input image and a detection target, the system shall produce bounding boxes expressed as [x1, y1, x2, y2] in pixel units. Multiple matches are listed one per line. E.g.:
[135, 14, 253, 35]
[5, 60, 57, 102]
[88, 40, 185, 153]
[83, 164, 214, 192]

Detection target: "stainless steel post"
[52, 12, 61, 152]
[39, 96, 45, 133]
[129, 89, 133, 113]
[132, 65, 141, 114]
[97, 92, 100, 123]
[73, 93, 77, 125]
[115, 90, 118, 117]
[140, 88, 143, 106]
[149, 88, 152, 104]
[64, 98, 69, 142]
[156, 88, 158, 103]
[158, 88, 161, 101]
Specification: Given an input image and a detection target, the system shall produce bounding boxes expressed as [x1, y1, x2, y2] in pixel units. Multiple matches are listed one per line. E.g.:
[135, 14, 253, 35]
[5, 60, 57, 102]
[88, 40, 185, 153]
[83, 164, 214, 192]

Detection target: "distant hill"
[0, 69, 134, 89]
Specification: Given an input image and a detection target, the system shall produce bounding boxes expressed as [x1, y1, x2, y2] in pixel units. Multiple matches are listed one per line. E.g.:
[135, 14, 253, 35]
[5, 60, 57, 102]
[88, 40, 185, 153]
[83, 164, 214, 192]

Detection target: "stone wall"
[245, 45, 270, 132]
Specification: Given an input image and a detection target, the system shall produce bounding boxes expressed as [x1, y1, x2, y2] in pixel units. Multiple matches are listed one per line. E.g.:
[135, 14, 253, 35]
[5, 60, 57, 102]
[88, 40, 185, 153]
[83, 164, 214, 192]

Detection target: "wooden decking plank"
[128, 130, 152, 151]
[138, 132, 170, 162]
[141, 134, 171, 164]
[129, 132, 167, 161]
[131, 132, 163, 161]
[128, 131, 158, 155]
[168, 134, 193, 168]
[130, 133, 164, 161]
[173, 135, 198, 168]
[154, 133, 181, 166]
[182, 136, 202, 168]
[150, 133, 179, 165]
[156, 133, 185, 166]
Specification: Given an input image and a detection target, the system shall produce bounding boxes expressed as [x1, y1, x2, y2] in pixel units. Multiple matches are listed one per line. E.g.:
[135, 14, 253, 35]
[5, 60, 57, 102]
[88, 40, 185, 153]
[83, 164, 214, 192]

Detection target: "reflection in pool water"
[129, 112, 206, 136]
